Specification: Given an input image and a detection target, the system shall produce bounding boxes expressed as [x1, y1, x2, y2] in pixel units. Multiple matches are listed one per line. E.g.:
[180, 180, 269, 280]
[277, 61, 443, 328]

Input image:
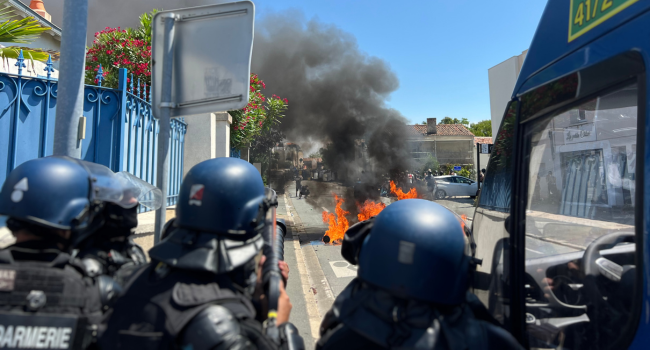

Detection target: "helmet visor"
[115, 172, 163, 210]
[82, 162, 138, 209]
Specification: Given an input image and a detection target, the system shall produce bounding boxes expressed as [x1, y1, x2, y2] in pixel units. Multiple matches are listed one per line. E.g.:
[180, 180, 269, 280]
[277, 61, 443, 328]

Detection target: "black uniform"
[0, 240, 113, 349]
[100, 262, 286, 350]
[77, 204, 147, 286]
[77, 236, 146, 286]
[317, 279, 523, 350]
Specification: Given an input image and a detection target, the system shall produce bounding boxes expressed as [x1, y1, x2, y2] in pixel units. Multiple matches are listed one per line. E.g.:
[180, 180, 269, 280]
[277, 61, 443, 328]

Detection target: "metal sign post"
[151, 2, 255, 241]
[153, 13, 177, 244]
[52, 0, 88, 158]
[476, 144, 481, 191]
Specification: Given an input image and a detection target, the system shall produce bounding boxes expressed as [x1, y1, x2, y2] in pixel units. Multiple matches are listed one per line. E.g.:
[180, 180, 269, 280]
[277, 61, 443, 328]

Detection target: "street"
[276, 179, 478, 346]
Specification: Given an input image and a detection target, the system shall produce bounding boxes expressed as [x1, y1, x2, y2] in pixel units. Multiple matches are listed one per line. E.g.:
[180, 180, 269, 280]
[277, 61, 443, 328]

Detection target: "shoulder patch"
[0, 269, 16, 291]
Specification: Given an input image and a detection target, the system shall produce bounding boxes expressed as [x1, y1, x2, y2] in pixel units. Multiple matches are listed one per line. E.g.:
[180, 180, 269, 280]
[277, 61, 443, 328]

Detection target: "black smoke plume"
[252, 12, 412, 181]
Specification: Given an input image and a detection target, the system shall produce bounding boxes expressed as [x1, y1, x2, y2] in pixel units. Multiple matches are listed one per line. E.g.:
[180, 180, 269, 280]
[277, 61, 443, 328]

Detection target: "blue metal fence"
[0, 60, 186, 210]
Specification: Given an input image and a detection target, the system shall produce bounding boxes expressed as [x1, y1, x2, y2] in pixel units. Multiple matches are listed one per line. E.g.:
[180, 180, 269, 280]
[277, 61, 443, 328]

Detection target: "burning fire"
[390, 181, 418, 200]
[357, 200, 386, 221]
[321, 182, 420, 244]
[322, 194, 350, 244]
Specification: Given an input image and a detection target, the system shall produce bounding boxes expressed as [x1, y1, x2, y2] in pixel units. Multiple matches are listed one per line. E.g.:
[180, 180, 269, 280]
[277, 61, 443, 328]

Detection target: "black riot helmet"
[149, 158, 269, 273]
[0, 156, 141, 248]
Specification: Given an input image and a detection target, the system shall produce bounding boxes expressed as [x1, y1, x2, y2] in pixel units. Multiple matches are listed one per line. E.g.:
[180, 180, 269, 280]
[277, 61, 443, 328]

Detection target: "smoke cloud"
[251, 12, 412, 181]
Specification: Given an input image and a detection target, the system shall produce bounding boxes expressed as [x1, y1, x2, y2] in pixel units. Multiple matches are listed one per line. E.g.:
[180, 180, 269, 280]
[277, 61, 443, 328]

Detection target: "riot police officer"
[317, 199, 522, 350]
[75, 172, 160, 286]
[100, 157, 304, 350]
[0, 156, 131, 349]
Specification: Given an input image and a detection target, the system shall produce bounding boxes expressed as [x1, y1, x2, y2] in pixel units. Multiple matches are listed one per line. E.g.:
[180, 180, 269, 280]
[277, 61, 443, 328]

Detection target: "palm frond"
[0, 46, 57, 73]
[0, 1, 15, 23]
[0, 17, 51, 44]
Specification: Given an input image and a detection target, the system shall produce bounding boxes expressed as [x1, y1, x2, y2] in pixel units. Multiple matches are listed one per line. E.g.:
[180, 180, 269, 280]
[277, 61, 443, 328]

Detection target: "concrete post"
[182, 112, 232, 176]
[214, 112, 232, 158]
[182, 113, 216, 176]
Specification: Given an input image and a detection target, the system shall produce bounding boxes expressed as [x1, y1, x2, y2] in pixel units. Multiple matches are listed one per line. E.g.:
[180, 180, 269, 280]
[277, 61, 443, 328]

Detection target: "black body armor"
[317, 278, 523, 350]
[0, 242, 105, 350]
[77, 237, 147, 286]
[99, 262, 285, 350]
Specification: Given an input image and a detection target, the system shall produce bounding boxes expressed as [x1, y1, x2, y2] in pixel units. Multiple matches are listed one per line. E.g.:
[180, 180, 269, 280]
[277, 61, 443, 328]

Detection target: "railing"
[0, 57, 186, 211]
[411, 151, 474, 164]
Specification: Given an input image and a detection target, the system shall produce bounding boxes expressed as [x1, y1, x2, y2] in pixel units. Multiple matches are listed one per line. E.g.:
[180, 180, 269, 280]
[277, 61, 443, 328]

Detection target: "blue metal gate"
[0, 60, 186, 210]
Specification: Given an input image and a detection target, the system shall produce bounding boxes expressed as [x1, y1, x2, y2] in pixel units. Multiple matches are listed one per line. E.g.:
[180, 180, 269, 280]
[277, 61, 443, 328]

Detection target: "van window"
[471, 101, 518, 327]
[522, 83, 639, 349]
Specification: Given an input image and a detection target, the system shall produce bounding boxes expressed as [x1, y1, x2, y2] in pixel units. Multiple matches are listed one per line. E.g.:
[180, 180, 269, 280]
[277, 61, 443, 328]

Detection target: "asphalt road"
[275, 179, 479, 346]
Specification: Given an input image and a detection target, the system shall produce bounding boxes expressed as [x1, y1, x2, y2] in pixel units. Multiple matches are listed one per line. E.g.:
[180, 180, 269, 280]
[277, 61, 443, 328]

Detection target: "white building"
[488, 50, 527, 139]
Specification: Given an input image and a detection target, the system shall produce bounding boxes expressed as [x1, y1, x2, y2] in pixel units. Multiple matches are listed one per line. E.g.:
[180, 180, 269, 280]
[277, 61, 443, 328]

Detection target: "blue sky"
[252, 0, 548, 124]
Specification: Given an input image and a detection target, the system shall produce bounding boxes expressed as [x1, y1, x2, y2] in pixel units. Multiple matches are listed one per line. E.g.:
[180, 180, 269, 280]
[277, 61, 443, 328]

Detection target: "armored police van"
[473, 0, 649, 349]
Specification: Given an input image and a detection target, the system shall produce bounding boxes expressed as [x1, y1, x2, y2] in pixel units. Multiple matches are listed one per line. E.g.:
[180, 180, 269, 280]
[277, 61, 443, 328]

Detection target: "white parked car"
[433, 175, 478, 199]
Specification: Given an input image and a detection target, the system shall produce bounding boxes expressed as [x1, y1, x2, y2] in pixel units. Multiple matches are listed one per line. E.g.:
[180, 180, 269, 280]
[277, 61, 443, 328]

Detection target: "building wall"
[408, 137, 475, 165]
[25, 34, 61, 71]
[488, 50, 527, 139]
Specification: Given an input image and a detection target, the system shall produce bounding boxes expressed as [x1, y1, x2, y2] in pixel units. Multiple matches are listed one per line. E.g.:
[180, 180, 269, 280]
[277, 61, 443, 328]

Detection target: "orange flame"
[322, 194, 349, 244]
[460, 214, 468, 233]
[357, 200, 386, 221]
[390, 180, 418, 200]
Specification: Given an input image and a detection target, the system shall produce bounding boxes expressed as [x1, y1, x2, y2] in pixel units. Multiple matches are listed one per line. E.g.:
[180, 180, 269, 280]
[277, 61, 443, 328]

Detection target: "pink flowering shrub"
[229, 74, 288, 149]
[84, 11, 156, 89]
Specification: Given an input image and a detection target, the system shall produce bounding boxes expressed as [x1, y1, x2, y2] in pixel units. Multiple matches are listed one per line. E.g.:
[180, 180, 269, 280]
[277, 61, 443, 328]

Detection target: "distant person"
[479, 168, 486, 183]
[300, 185, 310, 199]
[425, 169, 437, 200]
[296, 176, 302, 197]
[546, 171, 558, 202]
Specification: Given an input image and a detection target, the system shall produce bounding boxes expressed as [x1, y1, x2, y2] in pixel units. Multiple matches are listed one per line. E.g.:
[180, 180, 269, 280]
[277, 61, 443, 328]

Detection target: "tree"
[438, 117, 469, 126]
[229, 73, 288, 150]
[420, 154, 439, 175]
[0, 1, 56, 66]
[468, 120, 492, 137]
[250, 126, 286, 183]
[85, 10, 157, 88]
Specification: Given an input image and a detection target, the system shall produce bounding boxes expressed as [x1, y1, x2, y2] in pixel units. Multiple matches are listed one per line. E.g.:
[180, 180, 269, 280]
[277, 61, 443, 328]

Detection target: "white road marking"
[526, 248, 543, 254]
[329, 261, 358, 278]
[322, 207, 329, 212]
[284, 194, 322, 342]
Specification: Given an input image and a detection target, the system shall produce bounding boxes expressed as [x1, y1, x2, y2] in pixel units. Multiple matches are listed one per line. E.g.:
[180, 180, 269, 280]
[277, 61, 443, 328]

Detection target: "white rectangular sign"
[151, 1, 255, 119]
[564, 123, 596, 144]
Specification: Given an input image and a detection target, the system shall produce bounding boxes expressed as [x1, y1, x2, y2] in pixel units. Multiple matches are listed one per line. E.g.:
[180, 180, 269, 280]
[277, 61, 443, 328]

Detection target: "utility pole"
[153, 13, 177, 244]
[53, 0, 88, 158]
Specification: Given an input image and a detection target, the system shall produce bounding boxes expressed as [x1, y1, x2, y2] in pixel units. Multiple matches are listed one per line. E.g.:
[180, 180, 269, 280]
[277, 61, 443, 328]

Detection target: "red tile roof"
[406, 124, 475, 137]
[474, 137, 493, 145]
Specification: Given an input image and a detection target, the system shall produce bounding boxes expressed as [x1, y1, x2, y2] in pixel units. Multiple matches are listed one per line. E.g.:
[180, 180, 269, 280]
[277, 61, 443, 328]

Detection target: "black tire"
[435, 189, 446, 199]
